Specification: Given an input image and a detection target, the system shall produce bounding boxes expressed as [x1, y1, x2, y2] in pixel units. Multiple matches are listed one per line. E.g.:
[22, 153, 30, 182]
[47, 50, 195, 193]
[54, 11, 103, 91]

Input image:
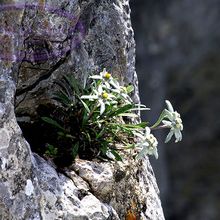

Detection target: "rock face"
[0, 0, 164, 219]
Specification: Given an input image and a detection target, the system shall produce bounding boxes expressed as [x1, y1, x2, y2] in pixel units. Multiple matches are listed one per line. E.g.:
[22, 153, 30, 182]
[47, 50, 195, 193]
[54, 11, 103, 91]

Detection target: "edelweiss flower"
[90, 68, 120, 90]
[163, 100, 183, 143]
[136, 127, 158, 159]
[81, 85, 116, 115]
[111, 86, 133, 104]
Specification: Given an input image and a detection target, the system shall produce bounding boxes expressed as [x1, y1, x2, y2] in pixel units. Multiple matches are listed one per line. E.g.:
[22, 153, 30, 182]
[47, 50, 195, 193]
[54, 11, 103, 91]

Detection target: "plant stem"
[88, 104, 98, 120]
[151, 125, 169, 130]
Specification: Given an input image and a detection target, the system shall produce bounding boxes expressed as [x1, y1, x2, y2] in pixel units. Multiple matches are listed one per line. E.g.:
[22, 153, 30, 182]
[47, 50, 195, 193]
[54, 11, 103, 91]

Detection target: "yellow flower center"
[104, 72, 111, 79]
[102, 92, 108, 99]
[176, 124, 181, 129]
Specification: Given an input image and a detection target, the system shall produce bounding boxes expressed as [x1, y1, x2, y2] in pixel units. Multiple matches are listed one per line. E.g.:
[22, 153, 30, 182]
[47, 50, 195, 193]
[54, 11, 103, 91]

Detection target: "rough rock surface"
[0, 0, 164, 219]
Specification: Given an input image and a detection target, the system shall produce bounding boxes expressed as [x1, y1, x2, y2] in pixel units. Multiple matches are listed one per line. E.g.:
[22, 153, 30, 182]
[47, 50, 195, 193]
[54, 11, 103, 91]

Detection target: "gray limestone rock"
[0, 0, 164, 219]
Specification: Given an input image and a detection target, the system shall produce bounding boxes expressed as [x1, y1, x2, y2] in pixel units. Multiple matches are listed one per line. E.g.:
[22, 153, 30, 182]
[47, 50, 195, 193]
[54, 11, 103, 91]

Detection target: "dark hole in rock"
[16, 104, 100, 168]
[142, 203, 147, 213]
[114, 169, 126, 182]
[16, 104, 74, 168]
[78, 189, 89, 200]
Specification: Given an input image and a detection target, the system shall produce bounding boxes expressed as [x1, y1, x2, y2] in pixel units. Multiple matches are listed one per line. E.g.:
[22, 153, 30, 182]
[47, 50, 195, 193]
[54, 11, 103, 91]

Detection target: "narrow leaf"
[110, 104, 134, 117]
[42, 117, 66, 132]
[80, 99, 91, 113]
[151, 109, 167, 129]
[54, 91, 71, 106]
[123, 122, 148, 129]
[110, 149, 123, 161]
[126, 85, 134, 93]
[64, 75, 82, 95]
[72, 142, 79, 159]
[119, 113, 138, 118]
[96, 127, 106, 139]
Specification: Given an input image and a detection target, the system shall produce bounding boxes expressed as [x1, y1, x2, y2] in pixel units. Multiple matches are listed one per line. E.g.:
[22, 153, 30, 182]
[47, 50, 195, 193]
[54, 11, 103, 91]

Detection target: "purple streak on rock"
[0, 3, 85, 63]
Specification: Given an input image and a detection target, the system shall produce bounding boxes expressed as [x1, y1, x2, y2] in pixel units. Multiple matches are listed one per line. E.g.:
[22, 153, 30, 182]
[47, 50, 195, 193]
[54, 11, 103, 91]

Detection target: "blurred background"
[130, 0, 220, 219]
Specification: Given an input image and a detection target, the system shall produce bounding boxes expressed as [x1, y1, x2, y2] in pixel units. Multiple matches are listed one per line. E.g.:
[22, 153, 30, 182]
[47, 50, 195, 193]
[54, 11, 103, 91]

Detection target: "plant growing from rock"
[42, 69, 183, 166]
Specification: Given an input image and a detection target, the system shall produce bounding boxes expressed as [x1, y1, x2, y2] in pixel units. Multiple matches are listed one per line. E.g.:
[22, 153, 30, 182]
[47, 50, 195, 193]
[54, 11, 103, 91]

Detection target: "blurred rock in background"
[130, 0, 220, 219]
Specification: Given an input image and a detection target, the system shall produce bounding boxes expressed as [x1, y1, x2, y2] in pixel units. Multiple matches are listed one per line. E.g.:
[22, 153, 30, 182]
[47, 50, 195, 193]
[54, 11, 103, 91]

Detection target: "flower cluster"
[135, 127, 158, 159]
[80, 69, 183, 160]
[42, 68, 184, 163]
[81, 68, 134, 115]
[162, 100, 183, 143]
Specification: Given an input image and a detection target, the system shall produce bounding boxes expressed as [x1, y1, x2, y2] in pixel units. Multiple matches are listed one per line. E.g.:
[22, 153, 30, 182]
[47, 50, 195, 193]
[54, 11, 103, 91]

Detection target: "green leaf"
[110, 104, 134, 117]
[119, 113, 138, 118]
[82, 112, 89, 128]
[109, 123, 133, 135]
[83, 132, 91, 143]
[100, 142, 113, 159]
[55, 80, 72, 97]
[126, 85, 134, 93]
[131, 104, 150, 111]
[123, 122, 148, 129]
[80, 99, 90, 113]
[65, 134, 74, 139]
[64, 75, 82, 95]
[72, 142, 79, 159]
[151, 109, 167, 129]
[54, 91, 71, 106]
[45, 144, 58, 158]
[110, 149, 123, 161]
[100, 144, 108, 154]
[57, 131, 65, 137]
[125, 143, 136, 149]
[42, 117, 66, 132]
[96, 127, 106, 139]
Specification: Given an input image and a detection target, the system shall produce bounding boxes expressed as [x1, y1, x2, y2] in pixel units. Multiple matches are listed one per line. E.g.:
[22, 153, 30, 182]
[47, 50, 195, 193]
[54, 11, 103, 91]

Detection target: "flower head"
[90, 69, 120, 90]
[114, 86, 133, 104]
[136, 127, 158, 159]
[163, 100, 183, 143]
[81, 85, 116, 115]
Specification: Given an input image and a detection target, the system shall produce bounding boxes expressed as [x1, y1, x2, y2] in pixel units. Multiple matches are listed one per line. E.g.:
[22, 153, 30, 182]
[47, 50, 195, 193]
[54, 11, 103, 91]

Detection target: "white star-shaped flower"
[81, 85, 116, 115]
[90, 68, 120, 90]
[163, 100, 183, 143]
[136, 127, 158, 159]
